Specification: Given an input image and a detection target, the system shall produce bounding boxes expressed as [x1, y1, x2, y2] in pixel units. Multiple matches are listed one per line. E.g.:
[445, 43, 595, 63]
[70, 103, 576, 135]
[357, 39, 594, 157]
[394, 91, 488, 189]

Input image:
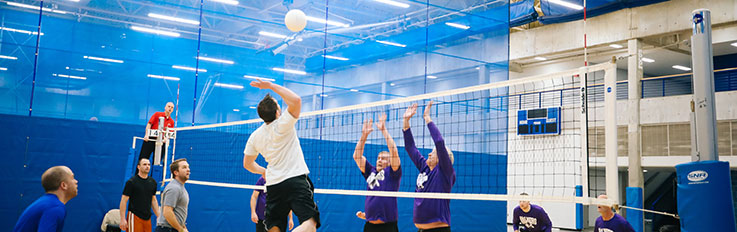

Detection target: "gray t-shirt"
[157, 179, 189, 228]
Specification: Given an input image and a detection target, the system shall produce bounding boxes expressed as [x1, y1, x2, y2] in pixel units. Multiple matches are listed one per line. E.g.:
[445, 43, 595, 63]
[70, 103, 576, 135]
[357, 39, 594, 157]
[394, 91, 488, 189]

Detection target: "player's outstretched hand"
[362, 119, 374, 135]
[423, 100, 434, 123]
[376, 114, 387, 131]
[249, 79, 272, 90]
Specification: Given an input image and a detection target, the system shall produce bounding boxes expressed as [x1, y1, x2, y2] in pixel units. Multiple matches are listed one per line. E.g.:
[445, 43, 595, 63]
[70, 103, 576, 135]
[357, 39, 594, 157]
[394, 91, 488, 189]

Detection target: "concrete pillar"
[626, 38, 644, 232]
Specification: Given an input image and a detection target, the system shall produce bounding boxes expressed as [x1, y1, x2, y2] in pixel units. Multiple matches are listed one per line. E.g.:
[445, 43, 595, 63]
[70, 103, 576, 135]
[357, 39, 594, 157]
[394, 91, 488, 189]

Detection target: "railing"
[641, 67, 737, 98]
[512, 67, 737, 109]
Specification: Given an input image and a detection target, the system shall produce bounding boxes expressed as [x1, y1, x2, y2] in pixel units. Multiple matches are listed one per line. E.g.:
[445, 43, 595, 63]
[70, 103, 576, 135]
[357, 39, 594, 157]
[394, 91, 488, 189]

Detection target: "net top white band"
[172, 179, 618, 206]
[175, 62, 615, 131]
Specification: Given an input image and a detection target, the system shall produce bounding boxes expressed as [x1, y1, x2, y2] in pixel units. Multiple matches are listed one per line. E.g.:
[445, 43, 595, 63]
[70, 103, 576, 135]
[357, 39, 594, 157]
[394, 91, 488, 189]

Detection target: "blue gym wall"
[0, 114, 141, 231]
[0, 113, 508, 232]
[1, 1, 512, 231]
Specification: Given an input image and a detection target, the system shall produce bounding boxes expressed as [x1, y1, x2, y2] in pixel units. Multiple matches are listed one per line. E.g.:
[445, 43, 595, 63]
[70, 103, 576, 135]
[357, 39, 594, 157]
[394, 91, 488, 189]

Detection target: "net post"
[690, 9, 718, 161]
[162, 130, 169, 186]
[578, 66, 589, 200]
[604, 60, 619, 203]
[154, 116, 164, 165]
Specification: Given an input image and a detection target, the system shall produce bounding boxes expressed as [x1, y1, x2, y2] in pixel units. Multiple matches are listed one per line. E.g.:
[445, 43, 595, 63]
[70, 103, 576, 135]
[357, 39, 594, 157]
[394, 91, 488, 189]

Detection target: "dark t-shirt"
[123, 175, 158, 220]
[255, 177, 267, 220]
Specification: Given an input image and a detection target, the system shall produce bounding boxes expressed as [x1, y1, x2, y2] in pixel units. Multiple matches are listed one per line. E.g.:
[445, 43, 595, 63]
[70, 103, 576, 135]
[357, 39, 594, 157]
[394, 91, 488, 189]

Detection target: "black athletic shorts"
[138, 140, 165, 162]
[265, 174, 321, 231]
[364, 221, 398, 232]
[256, 220, 267, 232]
[418, 226, 451, 232]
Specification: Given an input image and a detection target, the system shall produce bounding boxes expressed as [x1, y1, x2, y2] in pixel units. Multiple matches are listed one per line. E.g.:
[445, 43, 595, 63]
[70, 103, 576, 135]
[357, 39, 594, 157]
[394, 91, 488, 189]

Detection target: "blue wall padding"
[510, 0, 538, 27]
[539, 0, 669, 25]
[676, 161, 737, 232]
[626, 187, 644, 232]
[125, 148, 136, 182]
[174, 129, 508, 231]
[2, 113, 508, 231]
[0, 114, 143, 231]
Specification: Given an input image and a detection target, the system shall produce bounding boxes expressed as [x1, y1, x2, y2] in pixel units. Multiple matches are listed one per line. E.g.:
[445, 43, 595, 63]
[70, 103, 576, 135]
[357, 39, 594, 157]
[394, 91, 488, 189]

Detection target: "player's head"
[165, 102, 175, 116]
[596, 194, 613, 215]
[41, 166, 78, 199]
[376, 151, 391, 171]
[170, 158, 190, 182]
[138, 158, 151, 175]
[519, 192, 530, 209]
[258, 93, 281, 123]
[427, 146, 454, 168]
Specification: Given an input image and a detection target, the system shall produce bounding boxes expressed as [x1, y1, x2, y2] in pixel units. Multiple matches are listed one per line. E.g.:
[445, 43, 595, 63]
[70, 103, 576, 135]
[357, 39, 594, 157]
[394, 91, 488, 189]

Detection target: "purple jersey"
[362, 159, 401, 222]
[403, 122, 456, 225]
[594, 213, 635, 232]
[255, 177, 267, 220]
[512, 205, 552, 232]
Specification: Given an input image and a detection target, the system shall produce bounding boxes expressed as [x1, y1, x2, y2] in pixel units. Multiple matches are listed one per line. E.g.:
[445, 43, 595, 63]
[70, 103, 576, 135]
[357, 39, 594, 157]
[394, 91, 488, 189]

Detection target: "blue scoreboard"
[517, 107, 561, 135]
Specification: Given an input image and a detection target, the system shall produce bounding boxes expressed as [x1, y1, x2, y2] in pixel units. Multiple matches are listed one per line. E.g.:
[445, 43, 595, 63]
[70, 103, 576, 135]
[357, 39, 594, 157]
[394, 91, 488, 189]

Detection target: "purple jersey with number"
[362, 159, 401, 222]
[403, 122, 456, 225]
[255, 177, 266, 220]
[594, 213, 635, 232]
[512, 205, 552, 232]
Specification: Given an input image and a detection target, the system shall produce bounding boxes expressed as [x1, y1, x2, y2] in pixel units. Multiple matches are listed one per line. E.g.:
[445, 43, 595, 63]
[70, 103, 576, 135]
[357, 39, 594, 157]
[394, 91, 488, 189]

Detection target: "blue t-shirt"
[595, 213, 635, 232]
[13, 194, 67, 232]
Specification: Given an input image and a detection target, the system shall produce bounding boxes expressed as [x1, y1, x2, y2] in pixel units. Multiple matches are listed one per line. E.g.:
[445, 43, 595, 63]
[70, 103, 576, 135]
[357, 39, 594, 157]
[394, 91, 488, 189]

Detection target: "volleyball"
[285, 9, 307, 32]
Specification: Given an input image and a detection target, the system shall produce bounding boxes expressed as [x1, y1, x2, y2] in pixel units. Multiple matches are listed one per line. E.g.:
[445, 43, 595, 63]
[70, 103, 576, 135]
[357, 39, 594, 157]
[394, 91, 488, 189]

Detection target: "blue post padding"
[676, 161, 737, 232]
[575, 185, 583, 230]
[151, 165, 164, 191]
[626, 187, 644, 232]
[125, 148, 136, 182]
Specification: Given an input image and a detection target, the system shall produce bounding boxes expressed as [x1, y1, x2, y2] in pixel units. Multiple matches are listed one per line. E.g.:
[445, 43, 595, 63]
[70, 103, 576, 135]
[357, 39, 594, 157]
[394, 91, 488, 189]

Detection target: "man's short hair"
[257, 94, 278, 123]
[41, 166, 69, 192]
[138, 158, 150, 165]
[520, 192, 529, 196]
[170, 158, 187, 177]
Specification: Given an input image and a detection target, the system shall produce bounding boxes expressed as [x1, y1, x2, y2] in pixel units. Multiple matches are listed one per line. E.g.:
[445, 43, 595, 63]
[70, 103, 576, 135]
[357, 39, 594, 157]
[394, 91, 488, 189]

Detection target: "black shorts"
[364, 221, 398, 232]
[256, 220, 267, 232]
[265, 174, 321, 231]
[418, 226, 451, 232]
[139, 140, 165, 162]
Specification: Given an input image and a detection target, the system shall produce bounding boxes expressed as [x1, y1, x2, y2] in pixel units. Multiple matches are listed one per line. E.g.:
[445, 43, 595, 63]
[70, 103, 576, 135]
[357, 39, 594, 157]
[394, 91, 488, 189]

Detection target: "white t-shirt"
[244, 111, 310, 186]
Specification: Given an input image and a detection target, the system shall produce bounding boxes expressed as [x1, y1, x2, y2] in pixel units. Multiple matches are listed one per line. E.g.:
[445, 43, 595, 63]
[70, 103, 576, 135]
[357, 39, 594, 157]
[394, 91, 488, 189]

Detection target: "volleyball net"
[162, 62, 619, 210]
